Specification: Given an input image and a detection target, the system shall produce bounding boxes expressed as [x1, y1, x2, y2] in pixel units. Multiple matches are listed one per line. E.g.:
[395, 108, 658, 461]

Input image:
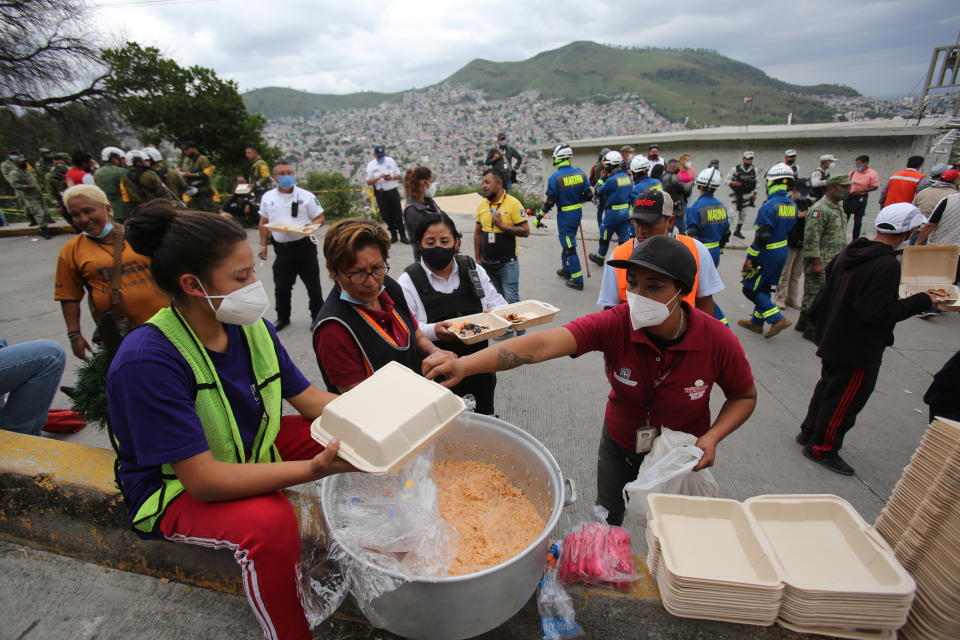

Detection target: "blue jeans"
[0, 339, 66, 436]
[486, 259, 525, 336]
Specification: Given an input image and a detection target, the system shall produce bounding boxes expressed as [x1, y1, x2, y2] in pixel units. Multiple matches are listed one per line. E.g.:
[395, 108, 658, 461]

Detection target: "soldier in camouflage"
[798, 174, 852, 340]
[178, 141, 217, 211]
[45, 153, 73, 230]
[9, 153, 53, 238]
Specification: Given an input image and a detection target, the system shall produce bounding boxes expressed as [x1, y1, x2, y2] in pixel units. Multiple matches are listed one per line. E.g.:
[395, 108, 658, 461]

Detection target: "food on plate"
[499, 312, 532, 324]
[926, 288, 950, 298]
[435, 460, 545, 575]
[450, 321, 490, 338]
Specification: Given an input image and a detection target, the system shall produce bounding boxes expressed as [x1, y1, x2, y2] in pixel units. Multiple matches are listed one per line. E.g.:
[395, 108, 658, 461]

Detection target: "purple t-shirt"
[107, 320, 310, 535]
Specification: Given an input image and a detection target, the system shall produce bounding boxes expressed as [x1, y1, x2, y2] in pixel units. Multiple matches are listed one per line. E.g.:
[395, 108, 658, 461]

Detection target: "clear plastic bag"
[558, 506, 639, 591]
[622, 427, 719, 523]
[297, 448, 457, 629]
[538, 542, 585, 639]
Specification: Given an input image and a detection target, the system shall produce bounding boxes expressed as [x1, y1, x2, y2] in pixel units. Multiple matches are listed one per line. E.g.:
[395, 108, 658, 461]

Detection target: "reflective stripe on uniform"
[570, 270, 583, 279]
[761, 306, 781, 318]
[889, 175, 921, 183]
[747, 247, 760, 257]
[702, 241, 720, 249]
[766, 240, 788, 250]
[560, 203, 582, 211]
[610, 203, 629, 210]
[564, 236, 574, 248]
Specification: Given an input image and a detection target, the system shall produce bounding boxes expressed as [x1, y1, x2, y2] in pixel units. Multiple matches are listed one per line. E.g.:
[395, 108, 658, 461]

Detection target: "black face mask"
[421, 246, 456, 270]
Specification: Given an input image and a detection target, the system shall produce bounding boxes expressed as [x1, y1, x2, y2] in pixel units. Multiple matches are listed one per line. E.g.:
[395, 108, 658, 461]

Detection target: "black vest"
[311, 276, 422, 392]
[731, 164, 757, 194]
[810, 168, 831, 199]
[403, 255, 485, 357]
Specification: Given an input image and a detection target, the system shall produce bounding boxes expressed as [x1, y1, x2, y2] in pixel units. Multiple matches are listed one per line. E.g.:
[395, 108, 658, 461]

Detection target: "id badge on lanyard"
[488, 207, 498, 244]
[636, 361, 677, 454]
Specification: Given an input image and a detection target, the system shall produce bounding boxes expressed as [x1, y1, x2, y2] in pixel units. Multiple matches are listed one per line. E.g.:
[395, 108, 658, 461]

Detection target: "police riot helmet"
[629, 155, 652, 174]
[101, 146, 125, 162]
[552, 143, 573, 163]
[695, 167, 722, 190]
[142, 147, 163, 163]
[125, 149, 146, 165]
[602, 150, 623, 169]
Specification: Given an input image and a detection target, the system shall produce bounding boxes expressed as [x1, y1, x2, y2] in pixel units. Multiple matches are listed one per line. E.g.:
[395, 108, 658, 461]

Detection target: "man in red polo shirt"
[881, 155, 925, 207]
[424, 235, 757, 525]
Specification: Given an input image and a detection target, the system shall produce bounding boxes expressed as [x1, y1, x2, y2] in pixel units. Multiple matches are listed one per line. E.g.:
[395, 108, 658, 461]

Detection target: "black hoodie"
[811, 237, 932, 368]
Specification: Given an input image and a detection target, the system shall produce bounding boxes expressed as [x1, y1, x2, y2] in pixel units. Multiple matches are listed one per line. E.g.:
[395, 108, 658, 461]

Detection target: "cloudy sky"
[95, 0, 960, 99]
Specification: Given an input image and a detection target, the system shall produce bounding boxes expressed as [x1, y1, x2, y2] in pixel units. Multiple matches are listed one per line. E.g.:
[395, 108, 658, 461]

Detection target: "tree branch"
[0, 73, 108, 109]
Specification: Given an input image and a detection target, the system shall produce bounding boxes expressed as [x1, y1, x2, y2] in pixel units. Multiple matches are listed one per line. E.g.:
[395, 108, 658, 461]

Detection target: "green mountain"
[243, 41, 859, 125]
[242, 87, 401, 118]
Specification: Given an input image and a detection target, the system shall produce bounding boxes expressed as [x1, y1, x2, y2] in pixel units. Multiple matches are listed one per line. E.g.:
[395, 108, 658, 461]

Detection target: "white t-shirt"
[259, 186, 324, 243]
[365, 156, 401, 192]
[397, 258, 508, 341]
[595, 235, 724, 308]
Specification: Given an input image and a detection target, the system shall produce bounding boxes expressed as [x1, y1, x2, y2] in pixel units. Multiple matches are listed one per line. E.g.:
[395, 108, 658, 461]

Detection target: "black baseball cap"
[630, 189, 675, 224]
[607, 235, 696, 293]
[373, 145, 385, 157]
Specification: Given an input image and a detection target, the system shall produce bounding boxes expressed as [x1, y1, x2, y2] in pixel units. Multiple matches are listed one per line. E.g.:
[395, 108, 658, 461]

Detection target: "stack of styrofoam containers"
[647, 494, 916, 639]
[875, 417, 960, 640]
[646, 496, 784, 626]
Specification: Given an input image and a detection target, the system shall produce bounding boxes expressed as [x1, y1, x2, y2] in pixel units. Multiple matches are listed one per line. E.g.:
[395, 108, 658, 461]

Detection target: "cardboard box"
[900, 245, 960, 312]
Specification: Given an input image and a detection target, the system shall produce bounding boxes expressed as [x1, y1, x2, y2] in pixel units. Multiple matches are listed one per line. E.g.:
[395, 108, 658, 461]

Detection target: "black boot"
[733, 224, 745, 239]
[795, 312, 807, 332]
[556, 269, 571, 279]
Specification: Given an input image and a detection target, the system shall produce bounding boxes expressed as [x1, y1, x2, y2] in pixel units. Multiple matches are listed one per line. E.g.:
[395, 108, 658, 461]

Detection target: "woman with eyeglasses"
[312, 218, 457, 392]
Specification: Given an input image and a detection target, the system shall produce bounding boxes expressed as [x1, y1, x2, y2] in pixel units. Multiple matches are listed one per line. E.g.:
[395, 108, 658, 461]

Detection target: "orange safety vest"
[614, 235, 701, 305]
[883, 169, 924, 207]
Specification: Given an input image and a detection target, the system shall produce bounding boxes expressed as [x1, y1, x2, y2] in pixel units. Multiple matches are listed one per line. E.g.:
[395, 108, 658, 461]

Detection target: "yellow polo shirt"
[475, 192, 527, 260]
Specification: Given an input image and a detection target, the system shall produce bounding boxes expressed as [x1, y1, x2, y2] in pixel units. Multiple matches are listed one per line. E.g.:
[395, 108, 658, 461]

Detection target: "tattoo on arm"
[496, 347, 533, 371]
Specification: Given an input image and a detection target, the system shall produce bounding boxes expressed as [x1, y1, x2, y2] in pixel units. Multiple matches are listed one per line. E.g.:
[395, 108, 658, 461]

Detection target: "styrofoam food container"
[491, 300, 560, 330]
[743, 495, 915, 596]
[646, 495, 782, 587]
[310, 361, 465, 474]
[900, 245, 960, 311]
[264, 221, 322, 236]
[445, 311, 511, 344]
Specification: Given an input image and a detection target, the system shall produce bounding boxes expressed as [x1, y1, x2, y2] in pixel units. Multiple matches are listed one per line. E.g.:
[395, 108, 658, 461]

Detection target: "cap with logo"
[606, 235, 697, 293]
[742, 151, 755, 159]
[785, 149, 797, 157]
[826, 174, 851, 186]
[820, 154, 837, 162]
[874, 202, 927, 234]
[630, 189, 675, 224]
[373, 145, 386, 157]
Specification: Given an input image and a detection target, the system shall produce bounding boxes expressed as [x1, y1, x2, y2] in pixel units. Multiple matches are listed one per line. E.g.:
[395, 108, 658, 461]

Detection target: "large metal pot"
[321, 412, 573, 640]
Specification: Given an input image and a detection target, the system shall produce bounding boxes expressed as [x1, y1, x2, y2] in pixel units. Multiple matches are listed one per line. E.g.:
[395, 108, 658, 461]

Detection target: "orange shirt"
[54, 231, 169, 325]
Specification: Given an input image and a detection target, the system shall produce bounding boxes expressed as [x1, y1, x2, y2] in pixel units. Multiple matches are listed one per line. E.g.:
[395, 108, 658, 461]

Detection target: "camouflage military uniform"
[799, 194, 846, 334]
[94, 162, 130, 221]
[155, 162, 186, 199]
[179, 152, 217, 211]
[9, 163, 52, 231]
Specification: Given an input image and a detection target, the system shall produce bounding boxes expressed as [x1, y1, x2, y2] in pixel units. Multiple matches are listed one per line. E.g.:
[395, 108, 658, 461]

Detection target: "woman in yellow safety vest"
[107, 199, 354, 640]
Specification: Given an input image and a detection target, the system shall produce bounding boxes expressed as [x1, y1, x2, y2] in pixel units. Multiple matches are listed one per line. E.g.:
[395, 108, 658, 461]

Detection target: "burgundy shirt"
[565, 303, 754, 451]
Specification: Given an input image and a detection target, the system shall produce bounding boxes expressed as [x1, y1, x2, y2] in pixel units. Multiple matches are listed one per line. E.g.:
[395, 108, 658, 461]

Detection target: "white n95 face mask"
[201, 280, 270, 325]
[627, 290, 680, 330]
[425, 181, 438, 198]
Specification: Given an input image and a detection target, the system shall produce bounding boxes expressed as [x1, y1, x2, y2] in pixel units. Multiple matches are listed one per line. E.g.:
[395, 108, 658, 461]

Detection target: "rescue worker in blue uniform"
[589, 150, 633, 266]
[738, 163, 797, 338]
[628, 155, 662, 201]
[685, 166, 731, 325]
[537, 143, 592, 291]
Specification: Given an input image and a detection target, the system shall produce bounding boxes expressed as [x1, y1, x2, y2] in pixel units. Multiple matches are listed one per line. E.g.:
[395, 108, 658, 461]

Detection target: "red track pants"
[158, 416, 324, 640]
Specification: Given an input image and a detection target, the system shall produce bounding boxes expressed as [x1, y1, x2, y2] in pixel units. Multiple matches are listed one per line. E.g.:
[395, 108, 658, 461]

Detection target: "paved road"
[1, 206, 955, 638]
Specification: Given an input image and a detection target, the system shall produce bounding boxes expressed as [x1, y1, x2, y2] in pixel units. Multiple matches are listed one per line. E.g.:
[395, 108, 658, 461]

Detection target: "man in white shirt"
[365, 145, 406, 244]
[258, 162, 325, 331]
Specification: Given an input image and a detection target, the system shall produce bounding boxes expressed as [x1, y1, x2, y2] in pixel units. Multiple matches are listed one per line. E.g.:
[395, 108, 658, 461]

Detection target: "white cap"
[784, 149, 797, 157]
[820, 154, 837, 162]
[874, 202, 927, 234]
[742, 151, 755, 159]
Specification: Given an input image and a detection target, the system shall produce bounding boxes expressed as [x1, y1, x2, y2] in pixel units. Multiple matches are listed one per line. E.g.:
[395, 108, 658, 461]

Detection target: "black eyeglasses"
[342, 265, 389, 284]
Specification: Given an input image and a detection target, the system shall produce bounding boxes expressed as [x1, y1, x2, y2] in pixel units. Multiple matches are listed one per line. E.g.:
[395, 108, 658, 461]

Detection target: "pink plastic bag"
[558, 510, 637, 591]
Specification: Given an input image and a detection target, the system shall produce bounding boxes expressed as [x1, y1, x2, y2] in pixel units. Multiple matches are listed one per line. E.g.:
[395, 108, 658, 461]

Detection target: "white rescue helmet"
[766, 162, 796, 183]
[101, 146, 125, 162]
[602, 150, 623, 168]
[695, 167, 722, 190]
[142, 147, 163, 163]
[125, 149, 146, 165]
[552, 143, 573, 162]
[629, 155, 652, 174]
